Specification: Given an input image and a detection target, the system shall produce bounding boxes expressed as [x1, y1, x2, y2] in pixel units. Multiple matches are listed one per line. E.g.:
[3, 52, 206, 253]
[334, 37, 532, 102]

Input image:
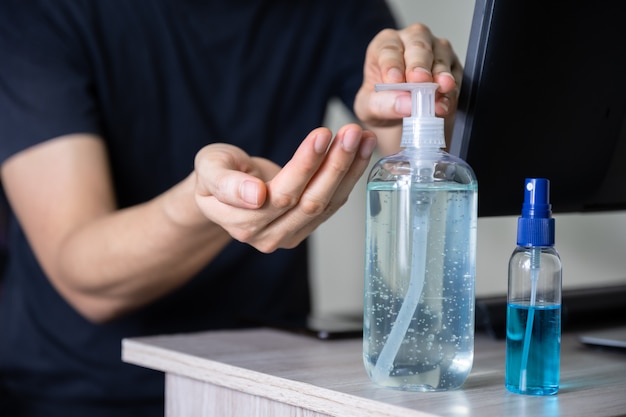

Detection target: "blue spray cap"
[517, 178, 555, 247]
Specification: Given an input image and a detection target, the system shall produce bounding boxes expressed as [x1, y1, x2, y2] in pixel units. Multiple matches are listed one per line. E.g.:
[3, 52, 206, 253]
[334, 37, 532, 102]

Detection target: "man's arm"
[1, 125, 375, 323]
[2, 134, 232, 322]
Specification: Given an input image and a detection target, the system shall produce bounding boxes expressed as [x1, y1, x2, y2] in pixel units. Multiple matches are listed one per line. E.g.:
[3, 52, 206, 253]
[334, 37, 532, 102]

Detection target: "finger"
[287, 130, 378, 244]
[367, 29, 407, 84]
[277, 126, 372, 224]
[299, 125, 369, 214]
[305, 129, 376, 218]
[357, 27, 426, 124]
[264, 127, 333, 211]
[400, 23, 437, 83]
[194, 143, 268, 209]
[221, 125, 371, 252]
[431, 38, 463, 116]
[432, 38, 460, 93]
[361, 89, 411, 124]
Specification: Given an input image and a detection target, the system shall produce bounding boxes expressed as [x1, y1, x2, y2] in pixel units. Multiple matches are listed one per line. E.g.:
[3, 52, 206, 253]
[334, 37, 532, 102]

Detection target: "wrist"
[161, 172, 216, 230]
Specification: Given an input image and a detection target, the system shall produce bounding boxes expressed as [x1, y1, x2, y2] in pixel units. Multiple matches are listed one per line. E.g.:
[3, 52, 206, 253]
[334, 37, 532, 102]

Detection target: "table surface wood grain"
[123, 328, 626, 417]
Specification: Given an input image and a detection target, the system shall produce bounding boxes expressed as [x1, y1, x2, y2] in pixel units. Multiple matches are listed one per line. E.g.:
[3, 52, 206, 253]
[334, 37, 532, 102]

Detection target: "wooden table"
[122, 328, 626, 417]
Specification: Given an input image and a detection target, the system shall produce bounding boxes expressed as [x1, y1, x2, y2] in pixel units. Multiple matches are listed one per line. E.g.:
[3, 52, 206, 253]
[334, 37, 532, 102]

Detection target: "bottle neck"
[517, 217, 555, 247]
[400, 117, 445, 148]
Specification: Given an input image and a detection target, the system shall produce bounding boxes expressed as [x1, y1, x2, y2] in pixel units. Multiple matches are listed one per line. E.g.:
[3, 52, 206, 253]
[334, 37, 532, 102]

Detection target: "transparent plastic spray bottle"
[363, 83, 478, 391]
[505, 178, 562, 396]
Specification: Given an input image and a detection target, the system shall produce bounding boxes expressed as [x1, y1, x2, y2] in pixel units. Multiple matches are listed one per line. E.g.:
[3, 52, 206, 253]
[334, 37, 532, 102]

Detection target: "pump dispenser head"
[375, 83, 446, 148]
[517, 178, 555, 247]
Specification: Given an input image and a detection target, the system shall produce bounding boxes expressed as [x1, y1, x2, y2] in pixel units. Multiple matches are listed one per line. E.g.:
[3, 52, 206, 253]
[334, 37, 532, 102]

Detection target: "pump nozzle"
[375, 82, 438, 118]
[375, 83, 445, 148]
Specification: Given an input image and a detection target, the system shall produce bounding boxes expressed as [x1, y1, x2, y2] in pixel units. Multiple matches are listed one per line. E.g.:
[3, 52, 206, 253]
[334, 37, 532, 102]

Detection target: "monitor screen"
[448, 0, 626, 328]
[449, 0, 626, 217]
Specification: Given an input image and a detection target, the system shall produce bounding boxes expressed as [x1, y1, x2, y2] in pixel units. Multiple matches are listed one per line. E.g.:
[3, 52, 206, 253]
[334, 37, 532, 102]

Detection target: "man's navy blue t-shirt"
[0, 0, 396, 415]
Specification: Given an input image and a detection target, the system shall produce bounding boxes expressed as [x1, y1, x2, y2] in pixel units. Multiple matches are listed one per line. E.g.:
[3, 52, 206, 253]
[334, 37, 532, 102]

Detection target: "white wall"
[310, 0, 626, 317]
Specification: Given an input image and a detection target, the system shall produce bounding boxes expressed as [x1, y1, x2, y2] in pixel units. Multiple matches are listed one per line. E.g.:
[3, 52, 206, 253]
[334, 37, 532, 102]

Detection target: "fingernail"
[409, 67, 432, 81]
[342, 129, 360, 152]
[240, 180, 260, 206]
[387, 67, 404, 82]
[359, 135, 377, 159]
[437, 71, 455, 82]
[314, 132, 331, 154]
[437, 96, 450, 114]
[394, 94, 412, 116]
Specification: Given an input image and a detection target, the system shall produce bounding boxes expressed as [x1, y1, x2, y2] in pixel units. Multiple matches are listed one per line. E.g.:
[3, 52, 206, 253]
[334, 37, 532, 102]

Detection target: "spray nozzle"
[374, 82, 445, 148]
[522, 178, 552, 219]
[517, 178, 555, 247]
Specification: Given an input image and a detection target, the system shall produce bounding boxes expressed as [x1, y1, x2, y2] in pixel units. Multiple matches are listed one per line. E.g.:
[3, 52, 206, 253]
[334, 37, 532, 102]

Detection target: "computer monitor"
[450, 0, 626, 217]
[449, 0, 626, 336]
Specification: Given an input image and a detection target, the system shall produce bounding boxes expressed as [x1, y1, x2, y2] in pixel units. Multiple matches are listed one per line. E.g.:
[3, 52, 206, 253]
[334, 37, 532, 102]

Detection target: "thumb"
[194, 144, 267, 209]
[355, 90, 411, 128]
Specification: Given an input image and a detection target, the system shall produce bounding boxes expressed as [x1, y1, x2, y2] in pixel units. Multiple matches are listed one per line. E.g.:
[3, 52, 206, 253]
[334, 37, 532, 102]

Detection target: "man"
[0, 0, 461, 415]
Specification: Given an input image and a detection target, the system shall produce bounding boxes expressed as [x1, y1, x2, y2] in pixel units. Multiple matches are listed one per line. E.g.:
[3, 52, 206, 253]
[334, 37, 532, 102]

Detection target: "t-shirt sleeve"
[0, 1, 102, 165]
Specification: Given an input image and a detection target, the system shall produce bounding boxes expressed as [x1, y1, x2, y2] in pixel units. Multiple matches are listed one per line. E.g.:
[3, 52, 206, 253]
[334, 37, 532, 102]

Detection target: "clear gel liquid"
[505, 303, 561, 395]
[363, 182, 477, 391]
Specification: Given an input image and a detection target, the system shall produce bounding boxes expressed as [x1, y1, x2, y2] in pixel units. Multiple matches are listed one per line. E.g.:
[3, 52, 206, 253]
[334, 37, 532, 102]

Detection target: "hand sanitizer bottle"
[505, 178, 562, 396]
[363, 83, 478, 391]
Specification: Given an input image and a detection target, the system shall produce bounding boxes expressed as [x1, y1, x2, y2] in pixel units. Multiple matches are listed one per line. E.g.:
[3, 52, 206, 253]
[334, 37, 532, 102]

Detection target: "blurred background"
[311, 0, 476, 316]
[311, 0, 626, 318]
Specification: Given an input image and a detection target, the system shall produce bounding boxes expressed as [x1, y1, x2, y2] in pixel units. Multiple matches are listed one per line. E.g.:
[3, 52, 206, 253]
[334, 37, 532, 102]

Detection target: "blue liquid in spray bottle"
[505, 178, 562, 396]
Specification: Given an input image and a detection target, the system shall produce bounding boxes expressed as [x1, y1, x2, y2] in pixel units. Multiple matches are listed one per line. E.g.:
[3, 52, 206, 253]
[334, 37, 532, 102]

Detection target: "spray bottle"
[363, 83, 478, 391]
[505, 178, 562, 395]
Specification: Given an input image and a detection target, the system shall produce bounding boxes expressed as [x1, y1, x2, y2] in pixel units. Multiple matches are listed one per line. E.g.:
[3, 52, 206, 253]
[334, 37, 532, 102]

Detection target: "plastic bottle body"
[363, 148, 477, 391]
[505, 245, 562, 395]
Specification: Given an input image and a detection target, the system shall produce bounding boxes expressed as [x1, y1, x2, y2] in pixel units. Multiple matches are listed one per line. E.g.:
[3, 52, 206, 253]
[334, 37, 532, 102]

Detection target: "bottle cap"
[375, 83, 445, 148]
[517, 178, 555, 246]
